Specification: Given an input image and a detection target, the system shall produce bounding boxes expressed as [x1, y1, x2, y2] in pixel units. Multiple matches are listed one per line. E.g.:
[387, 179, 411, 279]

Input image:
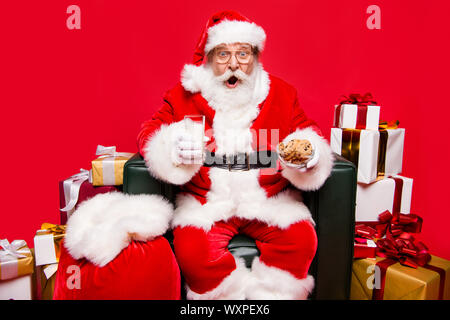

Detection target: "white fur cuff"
[281, 127, 334, 191]
[143, 121, 202, 185]
[65, 192, 174, 267]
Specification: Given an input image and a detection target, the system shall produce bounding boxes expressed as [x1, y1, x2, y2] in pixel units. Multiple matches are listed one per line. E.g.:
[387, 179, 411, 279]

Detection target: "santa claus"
[138, 10, 334, 300]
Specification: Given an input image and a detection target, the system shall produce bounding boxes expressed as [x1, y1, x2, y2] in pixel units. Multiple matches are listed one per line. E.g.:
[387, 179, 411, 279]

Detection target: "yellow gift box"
[0, 239, 34, 280]
[91, 145, 134, 186]
[351, 255, 450, 300]
[33, 223, 66, 300]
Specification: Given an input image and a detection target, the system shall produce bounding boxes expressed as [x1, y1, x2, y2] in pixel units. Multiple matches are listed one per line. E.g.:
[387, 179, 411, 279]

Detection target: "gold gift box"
[0, 240, 34, 280]
[36, 265, 57, 300]
[90, 145, 134, 187]
[91, 155, 132, 186]
[351, 255, 450, 300]
[33, 223, 66, 300]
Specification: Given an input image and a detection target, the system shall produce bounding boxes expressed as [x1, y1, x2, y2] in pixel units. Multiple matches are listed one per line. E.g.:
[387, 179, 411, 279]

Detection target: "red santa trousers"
[173, 216, 317, 296]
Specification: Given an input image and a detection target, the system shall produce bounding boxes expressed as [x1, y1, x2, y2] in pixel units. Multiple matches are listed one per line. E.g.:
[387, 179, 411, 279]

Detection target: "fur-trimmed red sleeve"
[137, 100, 174, 156]
[137, 93, 202, 185]
[281, 92, 334, 191]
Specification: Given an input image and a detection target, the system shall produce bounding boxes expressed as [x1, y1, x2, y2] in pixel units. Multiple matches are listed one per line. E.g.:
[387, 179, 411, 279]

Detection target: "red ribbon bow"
[339, 93, 378, 106]
[355, 210, 431, 268]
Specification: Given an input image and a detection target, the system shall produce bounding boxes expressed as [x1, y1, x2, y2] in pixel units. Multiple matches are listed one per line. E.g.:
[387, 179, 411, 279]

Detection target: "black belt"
[203, 151, 277, 171]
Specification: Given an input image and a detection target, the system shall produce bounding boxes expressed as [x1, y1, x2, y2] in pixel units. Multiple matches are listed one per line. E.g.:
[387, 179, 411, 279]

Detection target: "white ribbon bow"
[0, 239, 27, 260]
[96, 145, 134, 159]
[60, 168, 91, 212]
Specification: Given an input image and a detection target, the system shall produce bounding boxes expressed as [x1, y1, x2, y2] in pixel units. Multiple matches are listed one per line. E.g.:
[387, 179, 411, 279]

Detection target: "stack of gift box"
[330, 93, 450, 300]
[0, 145, 134, 300]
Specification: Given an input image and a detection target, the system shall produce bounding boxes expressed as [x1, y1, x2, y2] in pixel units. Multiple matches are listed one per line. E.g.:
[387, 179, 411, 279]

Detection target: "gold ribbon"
[39, 223, 66, 235]
[379, 120, 399, 130]
[377, 130, 388, 176]
[377, 120, 399, 176]
[341, 129, 361, 168]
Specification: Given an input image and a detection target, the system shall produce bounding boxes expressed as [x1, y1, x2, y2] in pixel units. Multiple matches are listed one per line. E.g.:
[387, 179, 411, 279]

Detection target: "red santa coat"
[138, 64, 334, 231]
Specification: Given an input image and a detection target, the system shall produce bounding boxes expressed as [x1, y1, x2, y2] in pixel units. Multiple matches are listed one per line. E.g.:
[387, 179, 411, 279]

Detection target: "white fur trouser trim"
[186, 258, 250, 300]
[245, 258, 315, 300]
[186, 257, 314, 300]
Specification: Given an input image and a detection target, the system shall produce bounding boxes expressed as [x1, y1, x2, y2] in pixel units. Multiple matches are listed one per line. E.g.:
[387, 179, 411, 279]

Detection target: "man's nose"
[228, 54, 239, 71]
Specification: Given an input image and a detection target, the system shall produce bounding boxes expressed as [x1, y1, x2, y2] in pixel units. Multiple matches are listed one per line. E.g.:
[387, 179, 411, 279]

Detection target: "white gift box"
[381, 128, 405, 176]
[356, 175, 413, 222]
[330, 127, 405, 184]
[0, 274, 33, 300]
[34, 233, 57, 267]
[333, 104, 380, 130]
[331, 128, 379, 183]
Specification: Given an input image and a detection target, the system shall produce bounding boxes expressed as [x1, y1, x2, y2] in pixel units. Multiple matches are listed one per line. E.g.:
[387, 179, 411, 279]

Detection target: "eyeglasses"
[213, 47, 254, 64]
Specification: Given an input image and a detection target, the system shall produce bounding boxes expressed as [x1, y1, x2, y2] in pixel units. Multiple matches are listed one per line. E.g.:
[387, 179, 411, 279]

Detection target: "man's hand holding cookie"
[278, 138, 320, 172]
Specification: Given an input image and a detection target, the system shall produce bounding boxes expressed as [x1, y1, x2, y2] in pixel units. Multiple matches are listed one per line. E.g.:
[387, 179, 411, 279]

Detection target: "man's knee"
[173, 226, 235, 274]
[173, 226, 209, 270]
[173, 226, 237, 294]
[257, 220, 318, 279]
[288, 220, 318, 259]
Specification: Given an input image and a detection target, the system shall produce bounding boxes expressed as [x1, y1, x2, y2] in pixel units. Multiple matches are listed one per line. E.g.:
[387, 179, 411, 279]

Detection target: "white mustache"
[215, 69, 250, 83]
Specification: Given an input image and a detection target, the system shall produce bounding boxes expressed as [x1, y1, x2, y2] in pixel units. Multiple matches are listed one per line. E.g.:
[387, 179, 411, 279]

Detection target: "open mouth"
[225, 76, 239, 88]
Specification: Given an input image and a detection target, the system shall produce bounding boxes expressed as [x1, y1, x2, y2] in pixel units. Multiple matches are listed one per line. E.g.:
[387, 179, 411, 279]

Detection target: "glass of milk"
[184, 115, 205, 164]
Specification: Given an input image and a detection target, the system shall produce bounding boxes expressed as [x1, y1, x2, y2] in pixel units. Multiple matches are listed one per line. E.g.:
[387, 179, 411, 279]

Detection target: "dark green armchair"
[123, 153, 356, 300]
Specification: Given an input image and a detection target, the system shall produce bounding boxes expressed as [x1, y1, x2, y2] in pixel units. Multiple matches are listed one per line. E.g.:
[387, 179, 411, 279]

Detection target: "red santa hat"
[192, 10, 267, 66]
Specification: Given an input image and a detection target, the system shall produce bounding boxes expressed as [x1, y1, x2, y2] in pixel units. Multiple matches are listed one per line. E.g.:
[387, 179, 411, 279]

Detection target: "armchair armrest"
[123, 153, 177, 203]
[303, 154, 356, 299]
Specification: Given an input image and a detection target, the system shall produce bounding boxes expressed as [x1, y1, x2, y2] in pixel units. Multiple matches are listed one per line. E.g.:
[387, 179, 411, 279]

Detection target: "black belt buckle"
[227, 153, 250, 171]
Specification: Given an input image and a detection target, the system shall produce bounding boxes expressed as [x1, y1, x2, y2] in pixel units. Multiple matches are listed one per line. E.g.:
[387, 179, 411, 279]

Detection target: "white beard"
[200, 64, 257, 112]
[181, 62, 270, 155]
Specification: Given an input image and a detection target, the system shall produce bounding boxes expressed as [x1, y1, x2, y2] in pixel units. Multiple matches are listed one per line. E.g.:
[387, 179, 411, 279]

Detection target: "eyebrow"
[216, 45, 252, 51]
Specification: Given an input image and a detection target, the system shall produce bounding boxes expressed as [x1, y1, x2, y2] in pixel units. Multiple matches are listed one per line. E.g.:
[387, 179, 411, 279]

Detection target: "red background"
[1, 1, 449, 260]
